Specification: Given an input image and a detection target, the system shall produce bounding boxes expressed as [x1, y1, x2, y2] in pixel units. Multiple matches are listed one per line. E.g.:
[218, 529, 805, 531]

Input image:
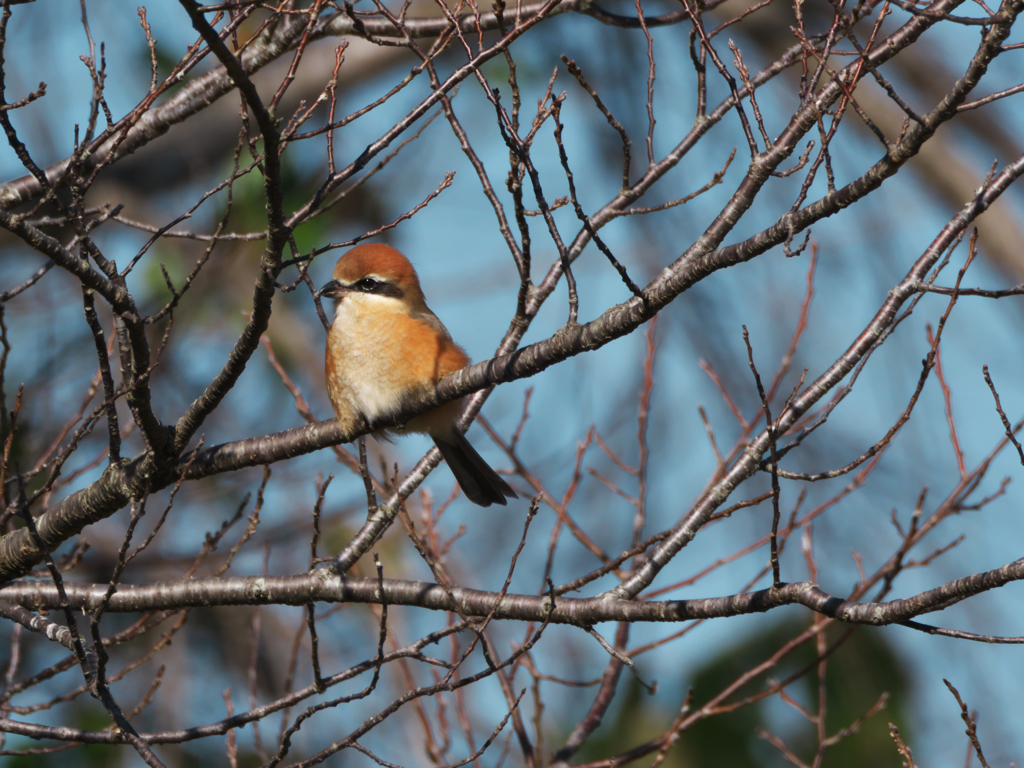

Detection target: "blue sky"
[2, 2, 1024, 764]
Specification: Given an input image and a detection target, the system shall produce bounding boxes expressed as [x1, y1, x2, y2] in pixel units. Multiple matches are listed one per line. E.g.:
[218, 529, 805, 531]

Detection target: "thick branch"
[3, 556, 1022, 626]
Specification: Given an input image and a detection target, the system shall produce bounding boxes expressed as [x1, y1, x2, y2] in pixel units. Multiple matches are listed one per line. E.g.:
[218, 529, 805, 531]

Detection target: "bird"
[320, 242, 518, 507]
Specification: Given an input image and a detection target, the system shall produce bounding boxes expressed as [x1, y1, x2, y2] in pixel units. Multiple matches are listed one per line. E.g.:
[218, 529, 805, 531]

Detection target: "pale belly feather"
[327, 298, 428, 426]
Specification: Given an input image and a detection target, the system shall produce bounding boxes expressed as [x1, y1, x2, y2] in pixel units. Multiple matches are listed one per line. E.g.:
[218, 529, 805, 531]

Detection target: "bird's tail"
[432, 431, 518, 507]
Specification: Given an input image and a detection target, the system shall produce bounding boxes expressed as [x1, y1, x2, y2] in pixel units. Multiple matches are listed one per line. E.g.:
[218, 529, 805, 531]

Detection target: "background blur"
[2, 1, 1023, 765]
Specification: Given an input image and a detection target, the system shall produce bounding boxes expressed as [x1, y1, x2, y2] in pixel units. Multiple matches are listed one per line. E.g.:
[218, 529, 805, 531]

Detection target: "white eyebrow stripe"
[333, 291, 404, 316]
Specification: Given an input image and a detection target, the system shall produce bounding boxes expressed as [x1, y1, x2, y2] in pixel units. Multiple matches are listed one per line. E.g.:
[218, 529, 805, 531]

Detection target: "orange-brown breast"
[325, 298, 469, 436]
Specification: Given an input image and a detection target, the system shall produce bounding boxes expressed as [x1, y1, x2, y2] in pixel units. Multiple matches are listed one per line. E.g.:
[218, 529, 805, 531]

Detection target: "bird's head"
[319, 243, 427, 312]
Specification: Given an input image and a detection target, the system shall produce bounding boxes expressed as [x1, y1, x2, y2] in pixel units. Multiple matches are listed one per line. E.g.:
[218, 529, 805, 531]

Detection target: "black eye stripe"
[350, 277, 404, 299]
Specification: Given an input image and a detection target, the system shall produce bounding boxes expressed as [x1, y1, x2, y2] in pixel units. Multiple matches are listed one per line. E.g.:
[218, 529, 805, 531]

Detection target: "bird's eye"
[355, 277, 382, 292]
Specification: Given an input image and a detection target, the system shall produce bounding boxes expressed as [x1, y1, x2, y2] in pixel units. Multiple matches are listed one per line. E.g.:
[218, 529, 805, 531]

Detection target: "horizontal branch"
[2, 555, 1021, 746]
[0, 619, 472, 746]
[4, 555, 1022, 627]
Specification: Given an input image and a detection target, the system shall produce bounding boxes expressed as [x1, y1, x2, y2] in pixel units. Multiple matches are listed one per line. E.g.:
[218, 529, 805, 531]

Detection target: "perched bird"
[320, 243, 518, 507]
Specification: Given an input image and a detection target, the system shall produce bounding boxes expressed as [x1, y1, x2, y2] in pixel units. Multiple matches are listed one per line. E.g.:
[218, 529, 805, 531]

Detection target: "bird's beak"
[319, 279, 348, 299]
